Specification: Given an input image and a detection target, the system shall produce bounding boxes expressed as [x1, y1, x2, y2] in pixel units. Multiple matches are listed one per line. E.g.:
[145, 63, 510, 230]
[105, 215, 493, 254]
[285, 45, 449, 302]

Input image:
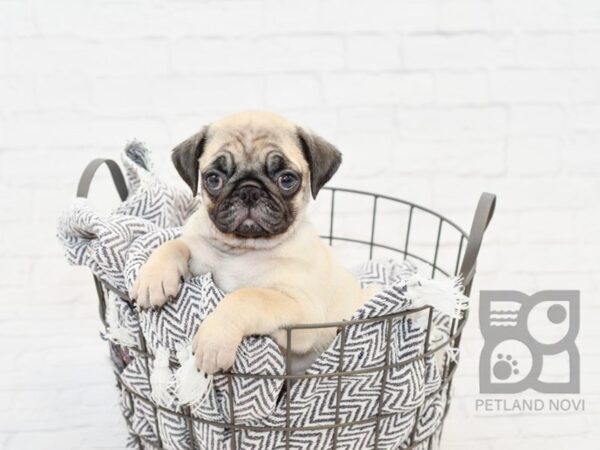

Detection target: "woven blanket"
[58, 143, 464, 450]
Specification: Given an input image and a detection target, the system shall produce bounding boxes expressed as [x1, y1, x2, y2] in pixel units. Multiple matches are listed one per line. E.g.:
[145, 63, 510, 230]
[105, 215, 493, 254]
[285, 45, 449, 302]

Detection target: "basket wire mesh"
[79, 160, 495, 450]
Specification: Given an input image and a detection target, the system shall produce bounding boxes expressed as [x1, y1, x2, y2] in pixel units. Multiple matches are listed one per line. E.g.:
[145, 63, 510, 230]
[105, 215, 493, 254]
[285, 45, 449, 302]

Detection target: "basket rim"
[101, 273, 466, 338]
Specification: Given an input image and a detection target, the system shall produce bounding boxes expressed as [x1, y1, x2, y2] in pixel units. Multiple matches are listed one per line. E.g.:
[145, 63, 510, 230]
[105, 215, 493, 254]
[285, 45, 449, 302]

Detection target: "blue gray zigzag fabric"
[57, 142, 456, 450]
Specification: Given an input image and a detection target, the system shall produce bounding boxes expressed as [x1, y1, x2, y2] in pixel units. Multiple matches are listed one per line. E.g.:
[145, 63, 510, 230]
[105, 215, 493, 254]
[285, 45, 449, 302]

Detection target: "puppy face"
[199, 124, 307, 238]
[172, 111, 341, 241]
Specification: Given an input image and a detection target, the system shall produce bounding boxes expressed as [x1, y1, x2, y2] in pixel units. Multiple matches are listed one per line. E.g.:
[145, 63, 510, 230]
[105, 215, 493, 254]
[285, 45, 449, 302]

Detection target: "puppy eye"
[277, 172, 299, 191]
[204, 172, 224, 191]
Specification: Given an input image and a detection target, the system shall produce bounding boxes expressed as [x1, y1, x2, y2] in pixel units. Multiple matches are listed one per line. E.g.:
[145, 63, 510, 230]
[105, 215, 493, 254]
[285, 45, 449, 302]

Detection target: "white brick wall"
[1, 0, 599, 449]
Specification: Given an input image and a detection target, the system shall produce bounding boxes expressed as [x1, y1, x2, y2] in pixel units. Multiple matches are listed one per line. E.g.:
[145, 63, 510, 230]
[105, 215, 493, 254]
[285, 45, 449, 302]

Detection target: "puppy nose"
[238, 185, 261, 206]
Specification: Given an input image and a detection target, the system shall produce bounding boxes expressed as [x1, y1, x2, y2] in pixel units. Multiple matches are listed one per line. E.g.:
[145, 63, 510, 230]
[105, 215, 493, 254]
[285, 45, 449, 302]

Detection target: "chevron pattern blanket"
[58, 143, 464, 450]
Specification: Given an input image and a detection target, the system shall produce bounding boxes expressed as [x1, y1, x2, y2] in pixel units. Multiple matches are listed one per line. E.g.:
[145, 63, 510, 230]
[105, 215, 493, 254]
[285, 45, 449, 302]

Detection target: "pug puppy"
[132, 111, 372, 374]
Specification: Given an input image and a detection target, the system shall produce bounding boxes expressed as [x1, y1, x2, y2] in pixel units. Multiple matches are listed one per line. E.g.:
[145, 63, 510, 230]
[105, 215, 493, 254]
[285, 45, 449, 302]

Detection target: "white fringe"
[446, 346, 460, 363]
[150, 346, 175, 407]
[105, 294, 137, 347]
[404, 274, 469, 319]
[173, 344, 212, 406]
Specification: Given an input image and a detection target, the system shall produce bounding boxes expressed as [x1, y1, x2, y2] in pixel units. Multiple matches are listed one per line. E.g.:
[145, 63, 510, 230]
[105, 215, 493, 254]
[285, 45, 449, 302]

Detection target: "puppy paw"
[192, 314, 243, 374]
[132, 254, 185, 310]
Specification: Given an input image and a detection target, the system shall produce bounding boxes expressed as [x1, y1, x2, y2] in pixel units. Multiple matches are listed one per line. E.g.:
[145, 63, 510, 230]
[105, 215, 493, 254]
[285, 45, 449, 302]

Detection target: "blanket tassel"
[150, 346, 174, 407]
[174, 345, 212, 406]
[405, 274, 469, 319]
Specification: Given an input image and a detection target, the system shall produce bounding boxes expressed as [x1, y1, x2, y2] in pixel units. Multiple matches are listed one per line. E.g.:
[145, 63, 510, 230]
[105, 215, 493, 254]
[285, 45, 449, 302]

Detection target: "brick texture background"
[1, 0, 599, 449]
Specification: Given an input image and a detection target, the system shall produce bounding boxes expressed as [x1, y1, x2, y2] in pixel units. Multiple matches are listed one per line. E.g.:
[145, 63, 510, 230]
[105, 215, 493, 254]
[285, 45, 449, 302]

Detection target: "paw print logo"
[493, 354, 519, 380]
[485, 338, 531, 387]
[479, 291, 579, 394]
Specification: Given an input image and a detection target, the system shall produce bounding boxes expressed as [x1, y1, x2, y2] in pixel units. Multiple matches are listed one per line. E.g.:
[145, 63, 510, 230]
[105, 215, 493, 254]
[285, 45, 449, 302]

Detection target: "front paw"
[132, 258, 184, 310]
[192, 315, 243, 374]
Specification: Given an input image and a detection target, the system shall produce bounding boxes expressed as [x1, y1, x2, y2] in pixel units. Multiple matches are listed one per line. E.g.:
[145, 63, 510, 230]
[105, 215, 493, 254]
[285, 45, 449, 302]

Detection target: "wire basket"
[77, 159, 496, 450]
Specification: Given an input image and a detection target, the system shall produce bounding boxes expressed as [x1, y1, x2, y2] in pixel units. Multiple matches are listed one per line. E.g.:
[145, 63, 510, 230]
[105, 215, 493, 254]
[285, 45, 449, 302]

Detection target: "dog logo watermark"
[479, 290, 580, 394]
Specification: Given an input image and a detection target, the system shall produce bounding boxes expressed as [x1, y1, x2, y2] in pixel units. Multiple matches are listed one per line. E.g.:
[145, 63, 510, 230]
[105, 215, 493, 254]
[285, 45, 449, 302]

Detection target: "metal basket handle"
[76, 158, 129, 326]
[459, 192, 496, 293]
[76, 158, 129, 201]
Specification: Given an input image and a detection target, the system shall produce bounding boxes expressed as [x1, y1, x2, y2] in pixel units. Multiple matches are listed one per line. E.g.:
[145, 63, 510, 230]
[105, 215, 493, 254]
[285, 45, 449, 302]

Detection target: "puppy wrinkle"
[250, 132, 272, 143]
[232, 131, 246, 153]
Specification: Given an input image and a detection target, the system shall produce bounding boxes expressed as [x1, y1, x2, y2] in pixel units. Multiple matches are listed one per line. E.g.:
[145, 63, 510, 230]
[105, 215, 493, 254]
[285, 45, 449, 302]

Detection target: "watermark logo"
[479, 290, 580, 394]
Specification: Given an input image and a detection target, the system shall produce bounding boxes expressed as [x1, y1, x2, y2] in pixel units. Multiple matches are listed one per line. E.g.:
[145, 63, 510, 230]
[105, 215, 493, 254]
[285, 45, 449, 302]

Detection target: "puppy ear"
[171, 127, 208, 196]
[297, 127, 342, 199]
